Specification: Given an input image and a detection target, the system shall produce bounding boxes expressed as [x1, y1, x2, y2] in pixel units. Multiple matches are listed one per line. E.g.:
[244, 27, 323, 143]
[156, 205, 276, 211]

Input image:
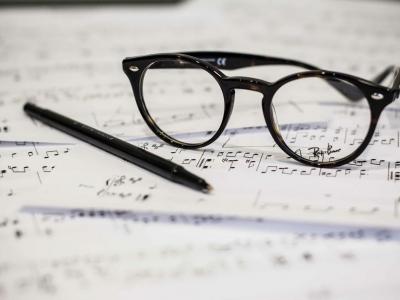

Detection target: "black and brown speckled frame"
[122, 51, 400, 168]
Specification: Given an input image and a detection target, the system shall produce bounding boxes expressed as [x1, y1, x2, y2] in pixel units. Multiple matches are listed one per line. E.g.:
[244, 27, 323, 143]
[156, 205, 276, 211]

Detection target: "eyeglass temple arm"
[331, 65, 400, 101]
[184, 52, 393, 81]
[391, 67, 400, 100]
[390, 67, 400, 89]
[183, 51, 322, 71]
[328, 66, 395, 102]
[182, 52, 393, 102]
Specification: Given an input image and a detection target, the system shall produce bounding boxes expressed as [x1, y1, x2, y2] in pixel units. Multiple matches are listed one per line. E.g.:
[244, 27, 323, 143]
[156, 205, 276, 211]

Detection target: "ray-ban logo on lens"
[308, 143, 341, 161]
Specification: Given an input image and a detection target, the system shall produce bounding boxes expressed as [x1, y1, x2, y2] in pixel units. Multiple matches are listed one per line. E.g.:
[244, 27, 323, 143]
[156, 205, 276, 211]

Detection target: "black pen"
[23, 102, 213, 193]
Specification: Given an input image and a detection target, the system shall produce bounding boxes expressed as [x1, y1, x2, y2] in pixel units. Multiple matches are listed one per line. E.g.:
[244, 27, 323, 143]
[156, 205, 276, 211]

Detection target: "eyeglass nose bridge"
[222, 76, 272, 94]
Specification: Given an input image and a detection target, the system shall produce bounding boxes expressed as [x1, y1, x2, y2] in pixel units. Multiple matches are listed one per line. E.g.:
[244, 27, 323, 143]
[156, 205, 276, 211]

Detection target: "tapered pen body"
[23, 102, 212, 193]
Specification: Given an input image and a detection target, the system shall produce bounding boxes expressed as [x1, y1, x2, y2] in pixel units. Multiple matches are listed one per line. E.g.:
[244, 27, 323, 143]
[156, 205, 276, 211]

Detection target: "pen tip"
[203, 183, 213, 194]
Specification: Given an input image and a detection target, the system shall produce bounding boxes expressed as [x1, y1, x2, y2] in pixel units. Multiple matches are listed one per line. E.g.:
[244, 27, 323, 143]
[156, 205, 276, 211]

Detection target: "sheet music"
[1, 0, 399, 142]
[1, 0, 400, 299]
[1, 210, 400, 300]
[1, 0, 399, 228]
[4, 137, 398, 227]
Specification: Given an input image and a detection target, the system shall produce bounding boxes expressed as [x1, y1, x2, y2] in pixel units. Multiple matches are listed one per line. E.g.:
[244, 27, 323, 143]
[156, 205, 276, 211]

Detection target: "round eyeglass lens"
[270, 76, 371, 164]
[142, 59, 225, 144]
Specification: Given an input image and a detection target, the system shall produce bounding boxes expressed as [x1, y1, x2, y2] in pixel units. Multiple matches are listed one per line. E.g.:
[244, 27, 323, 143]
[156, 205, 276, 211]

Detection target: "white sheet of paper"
[1, 0, 400, 226]
[1, 1, 400, 299]
[6, 135, 397, 228]
[1, 210, 400, 300]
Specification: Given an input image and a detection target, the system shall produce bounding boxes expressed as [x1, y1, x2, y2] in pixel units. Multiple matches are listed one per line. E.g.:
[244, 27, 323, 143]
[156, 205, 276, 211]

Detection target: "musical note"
[1, 0, 400, 299]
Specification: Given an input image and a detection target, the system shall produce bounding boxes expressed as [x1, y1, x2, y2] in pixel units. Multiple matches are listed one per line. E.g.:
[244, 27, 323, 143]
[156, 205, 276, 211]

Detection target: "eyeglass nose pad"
[261, 94, 271, 122]
[270, 103, 282, 134]
[216, 88, 235, 136]
[224, 89, 235, 120]
[261, 94, 280, 134]
[230, 88, 235, 103]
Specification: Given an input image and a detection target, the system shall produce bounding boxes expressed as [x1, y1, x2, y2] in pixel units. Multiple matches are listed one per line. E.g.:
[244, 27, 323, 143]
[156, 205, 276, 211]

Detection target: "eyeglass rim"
[122, 52, 398, 168]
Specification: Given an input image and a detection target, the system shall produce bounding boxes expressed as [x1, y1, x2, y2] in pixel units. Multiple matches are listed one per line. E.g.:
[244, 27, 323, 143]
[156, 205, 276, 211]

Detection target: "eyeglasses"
[122, 52, 400, 168]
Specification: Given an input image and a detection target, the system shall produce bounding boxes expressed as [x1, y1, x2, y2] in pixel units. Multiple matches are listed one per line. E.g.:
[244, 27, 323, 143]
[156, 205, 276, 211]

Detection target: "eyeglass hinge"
[129, 66, 139, 72]
[371, 92, 384, 100]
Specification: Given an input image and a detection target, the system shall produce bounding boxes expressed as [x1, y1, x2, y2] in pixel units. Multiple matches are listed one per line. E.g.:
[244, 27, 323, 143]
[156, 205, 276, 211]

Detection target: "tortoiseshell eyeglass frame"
[122, 51, 400, 168]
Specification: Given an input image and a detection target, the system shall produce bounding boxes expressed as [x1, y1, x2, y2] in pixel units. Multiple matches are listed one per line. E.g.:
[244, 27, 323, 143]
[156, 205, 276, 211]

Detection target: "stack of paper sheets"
[0, 0, 399, 299]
